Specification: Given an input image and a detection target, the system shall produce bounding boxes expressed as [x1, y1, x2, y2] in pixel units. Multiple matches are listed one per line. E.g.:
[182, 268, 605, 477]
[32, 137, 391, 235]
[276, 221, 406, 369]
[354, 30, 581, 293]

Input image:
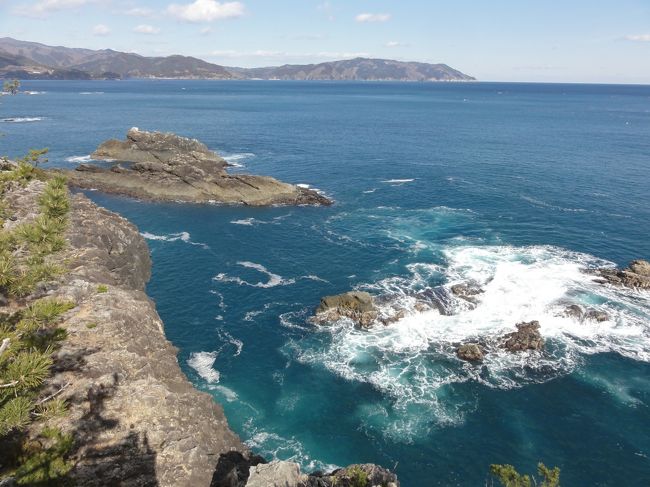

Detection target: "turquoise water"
[2, 80, 650, 485]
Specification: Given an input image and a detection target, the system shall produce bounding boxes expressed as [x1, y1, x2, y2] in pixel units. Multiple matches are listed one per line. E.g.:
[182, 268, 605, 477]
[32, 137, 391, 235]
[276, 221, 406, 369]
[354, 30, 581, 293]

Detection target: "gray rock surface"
[501, 321, 544, 352]
[62, 128, 332, 206]
[246, 462, 306, 487]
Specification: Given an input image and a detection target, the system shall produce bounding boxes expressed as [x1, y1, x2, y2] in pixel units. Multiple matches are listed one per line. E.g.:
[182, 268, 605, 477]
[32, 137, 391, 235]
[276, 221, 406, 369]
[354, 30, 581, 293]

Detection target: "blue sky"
[1, 0, 649, 83]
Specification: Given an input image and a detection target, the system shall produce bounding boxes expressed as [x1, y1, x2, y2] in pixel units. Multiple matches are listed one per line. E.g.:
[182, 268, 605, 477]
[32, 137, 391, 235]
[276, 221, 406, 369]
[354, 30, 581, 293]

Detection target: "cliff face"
[4, 180, 244, 486]
[3, 178, 398, 486]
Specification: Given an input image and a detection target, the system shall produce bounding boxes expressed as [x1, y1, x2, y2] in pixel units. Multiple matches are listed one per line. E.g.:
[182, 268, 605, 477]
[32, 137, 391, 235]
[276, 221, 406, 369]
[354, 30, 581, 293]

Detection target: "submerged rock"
[596, 259, 650, 290]
[450, 282, 484, 304]
[456, 343, 485, 362]
[311, 291, 378, 329]
[564, 304, 584, 320]
[501, 321, 544, 352]
[62, 128, 332, 207]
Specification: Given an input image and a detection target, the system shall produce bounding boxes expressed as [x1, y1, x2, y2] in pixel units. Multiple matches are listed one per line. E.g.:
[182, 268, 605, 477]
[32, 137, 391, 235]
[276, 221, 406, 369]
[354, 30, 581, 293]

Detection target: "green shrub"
[96, 285, 108, 293]
[348, 466, 369, 487]
[14, 427, 74, 485]
[490, 463, 560, 487]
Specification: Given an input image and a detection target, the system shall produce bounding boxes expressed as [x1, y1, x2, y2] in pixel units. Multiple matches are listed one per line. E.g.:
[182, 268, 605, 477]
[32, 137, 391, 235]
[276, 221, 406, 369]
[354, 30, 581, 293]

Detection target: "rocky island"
[62, 128, 332, 206]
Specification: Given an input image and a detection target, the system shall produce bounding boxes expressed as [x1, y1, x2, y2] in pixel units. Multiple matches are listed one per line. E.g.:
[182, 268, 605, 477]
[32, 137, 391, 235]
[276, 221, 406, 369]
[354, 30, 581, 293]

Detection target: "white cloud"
[385, 41, 408, 48]
[15, 0, 96, 17]
[92, 23, 111, 36]
[355, 13, 390, 23]
[167, 0, 244, 23]
[625, 34, 650, 42]
[133, 24, 161, 34]
[125, 7, 154, 17]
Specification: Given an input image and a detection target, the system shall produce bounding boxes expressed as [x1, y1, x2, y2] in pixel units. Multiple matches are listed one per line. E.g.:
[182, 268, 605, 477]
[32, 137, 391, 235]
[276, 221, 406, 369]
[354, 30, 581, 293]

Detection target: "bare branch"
[0, 337, 9, 357]
[36, 381, 71, 405]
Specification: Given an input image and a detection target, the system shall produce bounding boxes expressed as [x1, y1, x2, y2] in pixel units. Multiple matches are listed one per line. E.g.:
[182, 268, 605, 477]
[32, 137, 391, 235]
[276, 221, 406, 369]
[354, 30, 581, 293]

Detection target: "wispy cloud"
[92, 23, 110, 36]
[317, 1, 334, 21]
[385, 41, 409, 48]
[124, 7, 154, 17]
[355, 13, 390, 23]
[15, 0, 97, 18]
[625, 34, 650, 42]
[133, 24, 161, 35]
[167, 0, 244, 23]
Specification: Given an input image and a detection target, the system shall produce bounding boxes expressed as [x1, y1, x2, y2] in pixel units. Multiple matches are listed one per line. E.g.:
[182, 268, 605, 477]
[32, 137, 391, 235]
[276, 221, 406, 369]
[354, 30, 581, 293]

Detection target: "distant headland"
[0, 37, 475, 82]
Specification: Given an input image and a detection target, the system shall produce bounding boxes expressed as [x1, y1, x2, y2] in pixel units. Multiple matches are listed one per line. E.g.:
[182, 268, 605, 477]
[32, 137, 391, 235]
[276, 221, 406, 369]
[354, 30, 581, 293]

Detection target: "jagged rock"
[210, 452, 267, 487]
[415, 287, 455, 315]
[456, 343, 485, 362]
[310, 291, 378, 329]
[239, 462, 400, 487]
[61, 128, 332, 207]
[450, 282, 484, 304]
[328, 464, 399, 487]
[501, 321, 544, 352]
[564, 304, 584, 320]
[585, 309, 609, 322]
[596, 260, 650, 290]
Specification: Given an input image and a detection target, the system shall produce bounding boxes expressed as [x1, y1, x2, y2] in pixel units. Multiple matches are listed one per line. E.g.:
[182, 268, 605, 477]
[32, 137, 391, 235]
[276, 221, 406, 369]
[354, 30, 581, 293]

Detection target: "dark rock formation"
[564, 304, 584, 320]
[456, 343, 484, 362]
[216, 460, 399, 487]
[61, 128, 332, 206]
[584, 309, 609, 322]
[450, 282, 484, 304]
[310, 291, 379, 329]
[596, 260, 650, 290]
[210, 451, 267, 487]
[501, 321, 544, 352]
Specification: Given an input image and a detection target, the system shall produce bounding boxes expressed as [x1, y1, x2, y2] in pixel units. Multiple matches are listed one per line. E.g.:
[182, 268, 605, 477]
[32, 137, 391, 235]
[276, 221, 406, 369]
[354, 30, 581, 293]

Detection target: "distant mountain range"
[0, 38, 475, 82]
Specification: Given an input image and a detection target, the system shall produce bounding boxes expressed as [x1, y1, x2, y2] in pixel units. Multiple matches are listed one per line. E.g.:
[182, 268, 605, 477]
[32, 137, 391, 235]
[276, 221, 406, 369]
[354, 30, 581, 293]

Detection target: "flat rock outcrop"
[310, 291, 379, 329]
[62, 128, 332, 206]
[595, 259, 650, 290]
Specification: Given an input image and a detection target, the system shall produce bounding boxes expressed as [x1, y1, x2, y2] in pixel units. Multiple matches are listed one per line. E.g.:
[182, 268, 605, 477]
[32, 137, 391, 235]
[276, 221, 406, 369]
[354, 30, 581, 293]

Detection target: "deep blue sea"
[2, 80, 650, 486]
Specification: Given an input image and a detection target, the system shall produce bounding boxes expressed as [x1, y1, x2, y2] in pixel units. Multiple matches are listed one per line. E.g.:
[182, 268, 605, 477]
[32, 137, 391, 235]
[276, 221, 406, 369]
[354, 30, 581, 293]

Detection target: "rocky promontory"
[594, 259, 650, 290]
[62, 128, 332, 206]
[0, 166, 395, 486]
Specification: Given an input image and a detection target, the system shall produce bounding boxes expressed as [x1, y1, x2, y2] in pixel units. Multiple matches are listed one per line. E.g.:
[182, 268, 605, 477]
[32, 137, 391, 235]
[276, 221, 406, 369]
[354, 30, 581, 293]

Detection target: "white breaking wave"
[23, 91, 46, 95]
[1, 117, 43, 123]
[222, 152, 255, 167]
[381, 178, 415, 184]
[244, 423, 339, 473]
[289, 244, 650, 437]
[214, 261, 294, 288]
[215, 262, 326, 289]
[66, 155, 93, 163]
[187, 351, 220, 384]
[141, 231, 209, 249]
[79, 91, 105, 95]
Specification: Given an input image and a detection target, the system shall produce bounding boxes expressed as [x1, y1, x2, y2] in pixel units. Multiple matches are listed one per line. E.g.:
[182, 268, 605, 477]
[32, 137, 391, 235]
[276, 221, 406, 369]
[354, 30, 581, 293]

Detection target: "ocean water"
[2, 80, 650, 486]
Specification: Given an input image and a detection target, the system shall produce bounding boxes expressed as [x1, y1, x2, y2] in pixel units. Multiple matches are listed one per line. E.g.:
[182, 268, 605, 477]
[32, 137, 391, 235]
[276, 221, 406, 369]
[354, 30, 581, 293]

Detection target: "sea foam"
[187, 351, 220, 383]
